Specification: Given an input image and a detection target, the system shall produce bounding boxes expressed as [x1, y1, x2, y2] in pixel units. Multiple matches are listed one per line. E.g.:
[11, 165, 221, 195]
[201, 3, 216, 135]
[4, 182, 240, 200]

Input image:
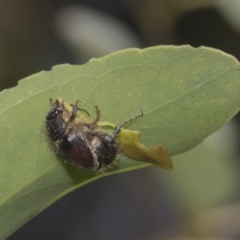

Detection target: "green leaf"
[0, 45, 240, 239]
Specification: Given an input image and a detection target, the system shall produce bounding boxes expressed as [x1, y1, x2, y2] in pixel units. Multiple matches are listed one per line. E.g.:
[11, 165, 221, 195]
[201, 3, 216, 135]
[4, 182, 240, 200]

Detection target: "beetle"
[46, 99, 143, 171]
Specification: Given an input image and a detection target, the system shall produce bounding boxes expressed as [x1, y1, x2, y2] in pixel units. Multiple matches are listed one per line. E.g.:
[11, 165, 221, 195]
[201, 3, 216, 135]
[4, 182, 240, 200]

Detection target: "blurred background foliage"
[2, 0, 240, 239]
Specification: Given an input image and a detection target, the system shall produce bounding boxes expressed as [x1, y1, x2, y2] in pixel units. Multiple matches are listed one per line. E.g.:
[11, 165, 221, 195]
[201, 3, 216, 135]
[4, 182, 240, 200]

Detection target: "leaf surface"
[1, 46, 240, 239]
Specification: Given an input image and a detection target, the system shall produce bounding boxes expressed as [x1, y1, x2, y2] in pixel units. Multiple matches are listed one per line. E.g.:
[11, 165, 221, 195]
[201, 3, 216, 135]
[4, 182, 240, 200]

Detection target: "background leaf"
[0, 45, 240, 239]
